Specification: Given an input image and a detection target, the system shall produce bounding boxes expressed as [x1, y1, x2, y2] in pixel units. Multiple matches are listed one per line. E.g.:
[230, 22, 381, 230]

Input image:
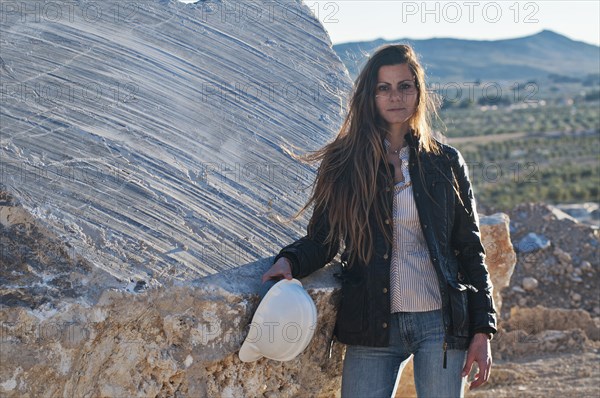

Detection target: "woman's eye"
[377, 86, 389, 92]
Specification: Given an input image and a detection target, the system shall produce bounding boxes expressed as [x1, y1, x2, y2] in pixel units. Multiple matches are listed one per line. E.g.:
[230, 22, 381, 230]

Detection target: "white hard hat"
[238, 278, 317, 362]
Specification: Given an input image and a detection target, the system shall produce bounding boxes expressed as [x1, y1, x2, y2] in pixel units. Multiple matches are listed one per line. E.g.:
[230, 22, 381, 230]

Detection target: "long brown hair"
[282, 44, 446, 265]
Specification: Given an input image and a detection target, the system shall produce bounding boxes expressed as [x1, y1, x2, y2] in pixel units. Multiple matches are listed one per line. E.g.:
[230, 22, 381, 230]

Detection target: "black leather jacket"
[274, 130, 497, 352]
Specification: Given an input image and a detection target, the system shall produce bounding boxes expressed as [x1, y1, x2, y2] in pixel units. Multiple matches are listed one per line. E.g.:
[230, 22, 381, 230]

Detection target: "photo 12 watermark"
[0, 159, 136, 197]
[466, 161, 539, 184]
[0, 1, 140, 24]
[185, 0, 340, 25]
[1, 80, 139, 107]
[429, 81, 539, 105]
[400, 1, 540, 24]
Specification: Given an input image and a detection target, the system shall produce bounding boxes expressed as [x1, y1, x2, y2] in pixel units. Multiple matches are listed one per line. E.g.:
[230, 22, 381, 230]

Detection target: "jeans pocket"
[448, 282, 470, 337]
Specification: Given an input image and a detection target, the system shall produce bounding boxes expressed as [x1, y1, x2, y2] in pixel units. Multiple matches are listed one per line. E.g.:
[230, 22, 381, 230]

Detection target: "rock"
[542, 256, 558, 267]
[554, 202, 600, 226]
[505, 305, 600, 341]
[554, 247, 572, 264]
[566, 263, 574, 273]
[512, 286, 526, 293]
[580, 261, 592, 272]
[517, 233, 551, 253]
[509, 221, 518, 234]
[479, 213, 517, 315]
[0, 257, 345, 398]
[542, 329, 568, 345]
[0, 205, 35, 228]
[495, 304, 598, 360]
[571, 293, 582, 302]
[518, 297, 528, 306]
[522, 277, 539, 291]
[0, 0, 351, 280]
[396, 362, 417, 398]
[539, 330, 589, 353]
[549, 206, 580, 223]
[506, 203, 599, 315]
[494, 328, 589, 359]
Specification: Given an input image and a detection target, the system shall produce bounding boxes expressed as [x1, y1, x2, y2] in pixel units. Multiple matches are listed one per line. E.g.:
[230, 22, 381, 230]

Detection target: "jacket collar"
[380, 128, 419, 155]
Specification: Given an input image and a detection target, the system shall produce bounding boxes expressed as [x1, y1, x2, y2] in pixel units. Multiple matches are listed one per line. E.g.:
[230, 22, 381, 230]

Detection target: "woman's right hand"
[261, 257, 293, 283]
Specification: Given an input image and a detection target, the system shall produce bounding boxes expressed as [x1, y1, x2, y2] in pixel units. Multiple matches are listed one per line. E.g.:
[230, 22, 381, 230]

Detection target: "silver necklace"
[384, 138, 404, 155]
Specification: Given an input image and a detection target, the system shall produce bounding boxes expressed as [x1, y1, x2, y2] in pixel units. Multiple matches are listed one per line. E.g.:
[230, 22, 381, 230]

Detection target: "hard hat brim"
[238, 340, 263, 362]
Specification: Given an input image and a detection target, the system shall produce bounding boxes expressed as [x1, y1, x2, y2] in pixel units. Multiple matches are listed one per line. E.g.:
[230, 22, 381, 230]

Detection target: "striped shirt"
[386, 140, 443, 313]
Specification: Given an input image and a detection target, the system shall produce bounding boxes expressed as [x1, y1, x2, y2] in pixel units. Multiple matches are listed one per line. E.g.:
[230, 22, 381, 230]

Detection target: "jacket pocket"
[336, 278, 367, 334]
[447, 281, 470, 337]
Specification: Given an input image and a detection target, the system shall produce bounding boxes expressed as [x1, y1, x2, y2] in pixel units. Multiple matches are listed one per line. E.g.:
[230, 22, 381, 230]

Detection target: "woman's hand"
[261, 257, 293, 283]
[462, 333, 492, 389]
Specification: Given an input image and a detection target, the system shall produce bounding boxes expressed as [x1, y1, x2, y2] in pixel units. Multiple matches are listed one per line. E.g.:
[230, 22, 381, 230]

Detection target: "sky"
[305, 1, 600, 46]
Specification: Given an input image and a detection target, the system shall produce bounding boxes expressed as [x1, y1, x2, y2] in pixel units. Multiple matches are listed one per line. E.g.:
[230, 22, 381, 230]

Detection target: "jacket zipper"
[438, 272, 449, 369]
[443, 338, 447, 368]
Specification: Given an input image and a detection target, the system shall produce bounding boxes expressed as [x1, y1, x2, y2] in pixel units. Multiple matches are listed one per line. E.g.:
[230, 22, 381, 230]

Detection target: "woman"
[262, 44, 497, 397]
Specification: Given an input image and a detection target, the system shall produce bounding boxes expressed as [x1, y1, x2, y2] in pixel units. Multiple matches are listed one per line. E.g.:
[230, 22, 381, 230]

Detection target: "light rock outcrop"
[504, 305, 600, 341]
[1, 192, 345, 397]
[480, 213, 517, 316]
[0, 0, 351, 283]
[0, 250, 344, 397]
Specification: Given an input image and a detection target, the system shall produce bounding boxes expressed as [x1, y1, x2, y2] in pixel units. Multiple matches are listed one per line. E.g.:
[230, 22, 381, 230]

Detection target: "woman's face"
[374, 64, 418, 128]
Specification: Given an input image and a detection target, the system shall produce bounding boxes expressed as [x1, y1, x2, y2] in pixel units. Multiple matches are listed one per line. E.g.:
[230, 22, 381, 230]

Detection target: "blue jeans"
[341, 309, 467, 398]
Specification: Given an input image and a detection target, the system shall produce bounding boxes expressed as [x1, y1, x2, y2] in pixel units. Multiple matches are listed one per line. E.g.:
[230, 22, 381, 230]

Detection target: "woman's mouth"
[388, 108, 405, 111]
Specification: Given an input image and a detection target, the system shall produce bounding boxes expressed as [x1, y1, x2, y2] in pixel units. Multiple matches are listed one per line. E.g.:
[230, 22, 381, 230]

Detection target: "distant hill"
[333, 30, 600, 83]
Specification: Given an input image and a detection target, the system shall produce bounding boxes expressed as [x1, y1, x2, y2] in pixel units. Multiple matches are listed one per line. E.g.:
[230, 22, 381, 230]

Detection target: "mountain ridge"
[333, 29, 599, 82]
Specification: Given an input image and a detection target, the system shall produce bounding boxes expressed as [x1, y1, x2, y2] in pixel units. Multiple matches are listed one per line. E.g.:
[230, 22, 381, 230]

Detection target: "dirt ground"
[466, 348, 600, 398]
[465, 202, 600, 398]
